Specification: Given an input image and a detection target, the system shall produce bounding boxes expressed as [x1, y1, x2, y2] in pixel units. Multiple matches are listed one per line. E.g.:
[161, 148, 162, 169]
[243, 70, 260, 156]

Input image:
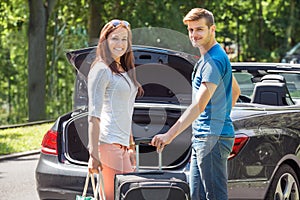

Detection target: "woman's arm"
[129, 131, 135, 148]
[128, 130, 136, 166]
[88, 116, 102, 172]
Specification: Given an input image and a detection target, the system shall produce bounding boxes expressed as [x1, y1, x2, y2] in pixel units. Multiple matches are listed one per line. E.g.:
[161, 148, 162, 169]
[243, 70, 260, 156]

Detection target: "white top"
[88, 61, 137, 147]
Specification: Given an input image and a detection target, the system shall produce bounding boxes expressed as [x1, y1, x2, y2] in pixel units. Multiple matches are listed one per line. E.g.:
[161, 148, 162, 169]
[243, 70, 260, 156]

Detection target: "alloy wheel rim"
[274, 172, 299, 200]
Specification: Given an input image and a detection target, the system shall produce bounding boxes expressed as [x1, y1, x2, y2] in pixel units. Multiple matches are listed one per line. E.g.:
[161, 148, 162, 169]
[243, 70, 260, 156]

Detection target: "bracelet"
[128, 149, 135, 153]
[129, 142, 135, 146]
[129, 143, 136, 150]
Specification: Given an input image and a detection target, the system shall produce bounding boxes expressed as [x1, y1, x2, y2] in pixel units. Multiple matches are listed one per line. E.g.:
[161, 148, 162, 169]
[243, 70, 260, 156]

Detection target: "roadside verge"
[0, 149, 40, 161]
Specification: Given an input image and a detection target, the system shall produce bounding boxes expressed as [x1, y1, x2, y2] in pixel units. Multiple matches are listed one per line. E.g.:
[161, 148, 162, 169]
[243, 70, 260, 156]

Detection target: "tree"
[88, 0, 103, 45]
[28, 0, 57, 121]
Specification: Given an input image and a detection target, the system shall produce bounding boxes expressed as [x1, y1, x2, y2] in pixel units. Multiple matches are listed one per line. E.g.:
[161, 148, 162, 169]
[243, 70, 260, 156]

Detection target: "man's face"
[186, 18, 214, 48]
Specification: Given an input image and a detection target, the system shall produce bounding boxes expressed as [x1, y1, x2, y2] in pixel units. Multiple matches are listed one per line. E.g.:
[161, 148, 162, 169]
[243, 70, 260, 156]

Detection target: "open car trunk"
[63, 45, 196, 169]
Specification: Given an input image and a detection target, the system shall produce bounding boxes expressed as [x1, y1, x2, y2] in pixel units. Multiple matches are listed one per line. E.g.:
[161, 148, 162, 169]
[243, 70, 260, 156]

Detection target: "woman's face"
[107, 27, 129, 59]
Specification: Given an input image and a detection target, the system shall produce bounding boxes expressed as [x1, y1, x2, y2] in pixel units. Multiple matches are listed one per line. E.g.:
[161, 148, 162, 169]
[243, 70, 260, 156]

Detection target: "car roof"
[231, 62, 300, 76]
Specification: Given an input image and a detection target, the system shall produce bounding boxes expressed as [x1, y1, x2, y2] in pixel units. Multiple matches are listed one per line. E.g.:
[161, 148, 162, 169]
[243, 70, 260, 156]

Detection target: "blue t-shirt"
[192, 43, 234, 137]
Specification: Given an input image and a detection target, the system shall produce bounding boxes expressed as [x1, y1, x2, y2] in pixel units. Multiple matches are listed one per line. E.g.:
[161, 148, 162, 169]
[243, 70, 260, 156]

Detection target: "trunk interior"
[64, 46, 194, 169]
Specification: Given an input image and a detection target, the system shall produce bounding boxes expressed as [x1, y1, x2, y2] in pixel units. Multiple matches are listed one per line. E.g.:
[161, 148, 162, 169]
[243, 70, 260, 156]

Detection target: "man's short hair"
[183, 8, 215, 27]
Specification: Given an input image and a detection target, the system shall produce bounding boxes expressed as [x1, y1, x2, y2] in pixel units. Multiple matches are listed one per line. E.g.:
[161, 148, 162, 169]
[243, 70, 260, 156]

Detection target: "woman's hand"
[88, 155, 102, 174]
[128, 148, 136, 170]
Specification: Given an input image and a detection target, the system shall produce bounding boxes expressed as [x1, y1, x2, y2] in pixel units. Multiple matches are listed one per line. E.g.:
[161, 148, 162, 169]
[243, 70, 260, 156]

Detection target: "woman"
[87, 19, 143, 200]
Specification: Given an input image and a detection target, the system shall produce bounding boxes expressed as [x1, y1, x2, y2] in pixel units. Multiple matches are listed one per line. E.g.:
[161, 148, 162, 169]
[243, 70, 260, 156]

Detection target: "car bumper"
[35, 153, 91, 200]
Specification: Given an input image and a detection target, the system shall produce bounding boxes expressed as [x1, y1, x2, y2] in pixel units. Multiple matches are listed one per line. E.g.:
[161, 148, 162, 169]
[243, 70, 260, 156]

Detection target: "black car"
[281, 42, 300, 64]
[36, 45, 300, 200]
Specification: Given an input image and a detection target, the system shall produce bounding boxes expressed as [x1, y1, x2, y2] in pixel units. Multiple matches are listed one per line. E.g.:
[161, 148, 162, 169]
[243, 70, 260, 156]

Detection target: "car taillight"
[228, 134, 249, 160]
[41, 129, 58, 155]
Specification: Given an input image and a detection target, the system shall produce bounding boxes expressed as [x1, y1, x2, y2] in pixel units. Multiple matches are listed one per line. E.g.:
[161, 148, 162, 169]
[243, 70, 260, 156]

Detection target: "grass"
[0, 123, 52, 155]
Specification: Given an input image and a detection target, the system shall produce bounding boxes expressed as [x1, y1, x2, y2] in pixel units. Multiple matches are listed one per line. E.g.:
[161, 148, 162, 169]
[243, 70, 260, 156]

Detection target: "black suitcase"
[114, 138, 190, 200]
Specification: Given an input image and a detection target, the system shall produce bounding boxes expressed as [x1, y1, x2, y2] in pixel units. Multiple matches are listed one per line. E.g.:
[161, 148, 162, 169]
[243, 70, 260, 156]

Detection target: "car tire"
[265, 164, 300, 200]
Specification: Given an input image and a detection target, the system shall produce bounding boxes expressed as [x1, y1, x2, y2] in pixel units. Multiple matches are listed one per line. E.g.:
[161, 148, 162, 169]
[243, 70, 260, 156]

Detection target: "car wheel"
[265, 164, 300, 200]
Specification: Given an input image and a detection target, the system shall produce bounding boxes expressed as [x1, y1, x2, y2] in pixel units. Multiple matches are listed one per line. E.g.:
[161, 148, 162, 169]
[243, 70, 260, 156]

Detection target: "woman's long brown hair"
[92, 20, 143, 96]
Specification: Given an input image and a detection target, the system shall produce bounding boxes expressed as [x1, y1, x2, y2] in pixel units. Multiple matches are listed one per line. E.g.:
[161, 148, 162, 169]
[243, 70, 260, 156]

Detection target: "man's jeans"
[190, 136, 234, 200]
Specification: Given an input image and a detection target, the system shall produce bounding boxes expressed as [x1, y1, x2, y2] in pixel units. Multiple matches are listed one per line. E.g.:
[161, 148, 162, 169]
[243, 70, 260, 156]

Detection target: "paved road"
[0, 153, 40, 200]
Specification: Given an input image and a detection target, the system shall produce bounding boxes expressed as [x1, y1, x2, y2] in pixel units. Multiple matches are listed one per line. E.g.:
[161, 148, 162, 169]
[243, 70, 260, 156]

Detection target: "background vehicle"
[281, 42, 300, 64]
[36, 46, 300, 200]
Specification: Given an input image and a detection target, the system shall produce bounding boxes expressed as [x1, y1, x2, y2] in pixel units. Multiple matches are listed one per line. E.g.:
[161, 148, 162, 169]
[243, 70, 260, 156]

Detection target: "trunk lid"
[64, 45, 197, 169]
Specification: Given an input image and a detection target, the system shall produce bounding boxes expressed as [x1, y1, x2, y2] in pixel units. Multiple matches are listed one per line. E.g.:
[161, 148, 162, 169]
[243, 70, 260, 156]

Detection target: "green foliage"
[1, 0, 300, 125]
[0, 1, 29, 124]
[45, 1, 89, 120]
[0, 123, 52, 155]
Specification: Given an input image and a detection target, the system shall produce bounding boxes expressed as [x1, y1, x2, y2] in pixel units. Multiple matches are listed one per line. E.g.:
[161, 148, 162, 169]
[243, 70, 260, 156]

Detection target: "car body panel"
[36, 153, 89, 199]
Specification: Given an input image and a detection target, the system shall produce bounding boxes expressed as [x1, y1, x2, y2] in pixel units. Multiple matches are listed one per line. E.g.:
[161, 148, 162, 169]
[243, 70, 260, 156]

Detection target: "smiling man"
[151, 8, 240, 200]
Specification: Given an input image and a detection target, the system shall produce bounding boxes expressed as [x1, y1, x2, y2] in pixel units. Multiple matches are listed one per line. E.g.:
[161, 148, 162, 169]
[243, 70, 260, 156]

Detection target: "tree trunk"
[88, 0, 103, 46]
[28, 0, 56, 121]
[286, 0, 296, 47]
[258, 0, 264, 48]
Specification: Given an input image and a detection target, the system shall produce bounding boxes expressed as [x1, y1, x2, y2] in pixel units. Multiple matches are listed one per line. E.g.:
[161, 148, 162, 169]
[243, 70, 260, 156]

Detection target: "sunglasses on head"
[110, 19, 130, 28]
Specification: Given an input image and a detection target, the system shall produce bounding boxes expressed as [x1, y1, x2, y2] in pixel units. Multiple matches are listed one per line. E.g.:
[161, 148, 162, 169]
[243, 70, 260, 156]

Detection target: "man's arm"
[151, 82, 217, 150]
[232, 75, 241, 107]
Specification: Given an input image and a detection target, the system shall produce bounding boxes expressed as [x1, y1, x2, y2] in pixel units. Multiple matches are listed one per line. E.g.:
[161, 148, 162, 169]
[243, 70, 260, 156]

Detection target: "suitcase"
[114, 138, 190, 200]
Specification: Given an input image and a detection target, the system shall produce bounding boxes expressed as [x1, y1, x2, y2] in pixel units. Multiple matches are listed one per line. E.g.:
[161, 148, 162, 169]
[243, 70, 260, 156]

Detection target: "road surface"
[0, 153, 40, 200]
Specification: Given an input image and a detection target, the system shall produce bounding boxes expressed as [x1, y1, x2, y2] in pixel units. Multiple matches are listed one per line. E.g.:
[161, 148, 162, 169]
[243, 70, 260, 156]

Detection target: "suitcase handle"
[134, 137, 152, 145]
[134, 137, 162, 171]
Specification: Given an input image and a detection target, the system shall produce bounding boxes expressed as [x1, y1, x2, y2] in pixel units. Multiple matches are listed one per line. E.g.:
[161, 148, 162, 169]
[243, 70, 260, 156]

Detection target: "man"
[151, 8, 240, 200]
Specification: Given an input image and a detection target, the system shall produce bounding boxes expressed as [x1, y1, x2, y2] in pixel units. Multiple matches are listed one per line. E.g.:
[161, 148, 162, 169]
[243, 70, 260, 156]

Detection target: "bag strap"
[82, 172, 106, 200]
[97, 172, 106, 200]
[90, 173, 97, 200]
[81, 172, 90, 197]
[81, 172, 97, 199]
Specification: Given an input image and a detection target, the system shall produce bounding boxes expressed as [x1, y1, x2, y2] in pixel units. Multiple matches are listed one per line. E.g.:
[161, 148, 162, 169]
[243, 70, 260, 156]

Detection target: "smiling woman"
[87, 19, 144, 200]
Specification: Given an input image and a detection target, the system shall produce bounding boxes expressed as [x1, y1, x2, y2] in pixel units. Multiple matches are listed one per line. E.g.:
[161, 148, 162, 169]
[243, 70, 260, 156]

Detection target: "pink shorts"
[98, 143, 133, 173]
[98, 143, 133, 200]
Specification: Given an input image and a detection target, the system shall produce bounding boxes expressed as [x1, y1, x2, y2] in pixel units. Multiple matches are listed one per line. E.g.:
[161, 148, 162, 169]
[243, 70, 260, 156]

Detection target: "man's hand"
[151, 133, 172, 153]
